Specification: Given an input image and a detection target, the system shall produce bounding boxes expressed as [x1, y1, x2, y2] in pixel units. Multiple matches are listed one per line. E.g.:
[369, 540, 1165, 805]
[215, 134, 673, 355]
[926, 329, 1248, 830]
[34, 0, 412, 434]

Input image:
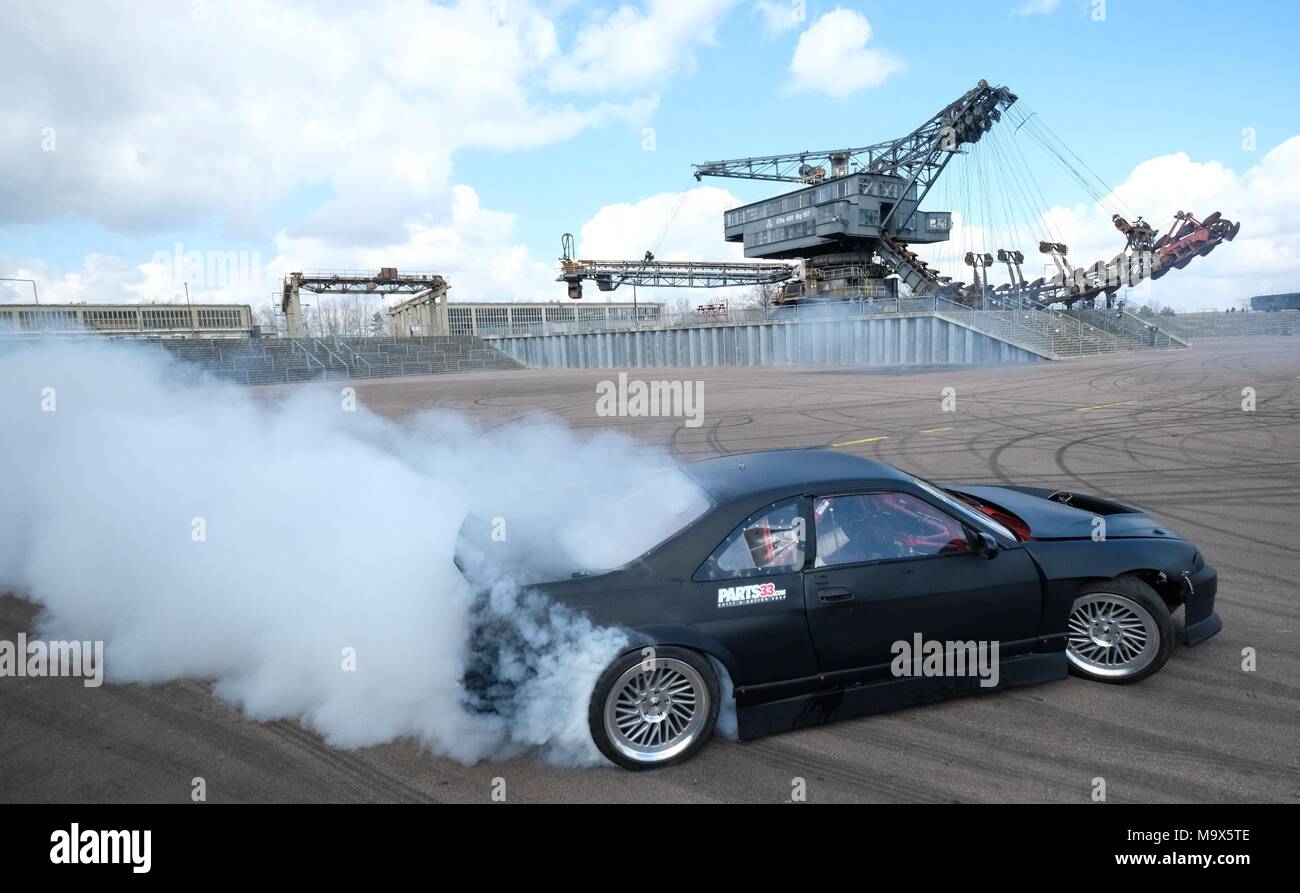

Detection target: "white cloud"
[753, 0, 805, 34]
[0, 255, 150, 306]
[547, 0, 741, 94]
[0, 186, 560, 308]
[577, 186, 742, 260]
[0, 0, 696, 244]
[915, 137, 1300, 310]
[15, 134, 1296, 315]
[273, 185, 559, 305]
[785, 8, 903, 98]
[1, 0, 736, 308]
[1013, 0, 1062, 14]
[0, 247, 273, 308]
[4, 186, 754, 309]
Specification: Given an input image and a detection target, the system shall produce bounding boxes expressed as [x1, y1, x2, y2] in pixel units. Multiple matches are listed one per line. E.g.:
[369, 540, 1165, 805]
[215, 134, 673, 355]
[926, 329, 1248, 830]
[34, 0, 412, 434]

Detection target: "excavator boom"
[693, 79, 1017, 202]
[556, 233, 797, 299]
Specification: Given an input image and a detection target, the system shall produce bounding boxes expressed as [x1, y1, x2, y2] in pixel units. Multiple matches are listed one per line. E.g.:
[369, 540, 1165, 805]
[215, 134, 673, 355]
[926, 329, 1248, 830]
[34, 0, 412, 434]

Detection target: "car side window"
[694, 498, 806, 581]
[813, 492, 971, 568]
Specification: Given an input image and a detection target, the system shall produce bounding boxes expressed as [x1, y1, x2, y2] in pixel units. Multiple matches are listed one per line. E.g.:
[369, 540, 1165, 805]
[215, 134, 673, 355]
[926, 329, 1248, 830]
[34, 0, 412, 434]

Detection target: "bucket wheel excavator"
[562, 79, 1240, 310]
[1025, 209, 1241, 307]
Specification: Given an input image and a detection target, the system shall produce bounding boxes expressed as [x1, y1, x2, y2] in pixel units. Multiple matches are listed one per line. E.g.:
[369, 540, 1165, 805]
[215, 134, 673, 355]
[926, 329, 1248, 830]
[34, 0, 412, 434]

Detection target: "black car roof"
[682, 448, 909, 499]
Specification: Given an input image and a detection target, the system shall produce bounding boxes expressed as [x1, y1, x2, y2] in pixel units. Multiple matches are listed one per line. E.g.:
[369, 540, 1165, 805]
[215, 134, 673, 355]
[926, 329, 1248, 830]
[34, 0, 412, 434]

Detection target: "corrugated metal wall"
[491, 314, 1045, 369]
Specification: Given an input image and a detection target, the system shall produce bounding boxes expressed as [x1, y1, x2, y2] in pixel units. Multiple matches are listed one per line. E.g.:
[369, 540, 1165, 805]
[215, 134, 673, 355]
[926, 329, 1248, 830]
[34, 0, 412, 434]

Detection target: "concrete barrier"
[490, 313, 1046, 369]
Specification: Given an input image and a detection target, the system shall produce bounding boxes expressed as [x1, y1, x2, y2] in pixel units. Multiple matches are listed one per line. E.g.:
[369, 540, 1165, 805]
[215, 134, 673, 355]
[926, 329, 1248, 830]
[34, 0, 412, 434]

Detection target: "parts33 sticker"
[717, 581, 787, 608]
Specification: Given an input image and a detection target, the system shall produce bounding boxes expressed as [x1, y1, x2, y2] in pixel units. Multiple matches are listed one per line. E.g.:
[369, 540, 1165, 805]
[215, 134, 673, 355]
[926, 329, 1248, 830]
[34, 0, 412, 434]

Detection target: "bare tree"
[253, 300, 281, 335]
[744, 282, 782, 318]
[666, 295, 694, 322]
[297, 294, 389, 337]
[316, 297, 345, 336]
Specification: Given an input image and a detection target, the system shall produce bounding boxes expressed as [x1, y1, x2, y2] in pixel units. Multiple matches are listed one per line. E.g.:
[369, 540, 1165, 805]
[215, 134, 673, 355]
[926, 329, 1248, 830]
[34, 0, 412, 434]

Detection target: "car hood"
[949, 485, 1182, 541]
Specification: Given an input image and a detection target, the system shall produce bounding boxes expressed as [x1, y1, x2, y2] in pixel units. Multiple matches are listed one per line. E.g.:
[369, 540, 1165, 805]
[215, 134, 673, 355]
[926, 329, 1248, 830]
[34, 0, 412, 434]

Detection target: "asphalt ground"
[2, 336, 1296, 803]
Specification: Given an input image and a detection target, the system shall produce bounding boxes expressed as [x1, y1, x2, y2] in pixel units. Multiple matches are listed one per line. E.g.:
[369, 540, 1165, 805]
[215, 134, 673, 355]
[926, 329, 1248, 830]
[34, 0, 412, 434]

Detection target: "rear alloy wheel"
[590, 646, 718, 770]
[1066, 577, 1172, 683]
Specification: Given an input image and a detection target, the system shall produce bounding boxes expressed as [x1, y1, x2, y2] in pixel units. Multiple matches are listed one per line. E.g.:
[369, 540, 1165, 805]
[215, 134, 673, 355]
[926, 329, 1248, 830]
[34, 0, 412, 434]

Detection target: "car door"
[804, 490, 1042, 676]
[689, 497, 818, 684]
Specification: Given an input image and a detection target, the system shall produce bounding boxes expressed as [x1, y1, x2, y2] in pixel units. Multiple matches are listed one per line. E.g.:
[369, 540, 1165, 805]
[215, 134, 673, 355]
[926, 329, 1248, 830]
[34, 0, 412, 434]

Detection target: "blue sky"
[3, 0, 1298, 310]
[472, 0, 1298, 254]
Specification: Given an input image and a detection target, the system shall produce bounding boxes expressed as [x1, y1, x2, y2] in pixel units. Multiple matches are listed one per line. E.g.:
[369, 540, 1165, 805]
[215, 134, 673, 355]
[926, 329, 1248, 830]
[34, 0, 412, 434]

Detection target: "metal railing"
[1063, 309, 1190, 349]
[311, 337, 351, 370]
[331, 337, 372, 373]
[475, 295, 1190, 359]
[289, 338, 326, 370]
[929, 297, 1059, 356]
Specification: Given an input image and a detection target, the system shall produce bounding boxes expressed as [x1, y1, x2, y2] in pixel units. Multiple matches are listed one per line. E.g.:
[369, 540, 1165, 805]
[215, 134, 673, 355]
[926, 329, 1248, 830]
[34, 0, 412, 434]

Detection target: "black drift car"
[464, 449, 1222, 770]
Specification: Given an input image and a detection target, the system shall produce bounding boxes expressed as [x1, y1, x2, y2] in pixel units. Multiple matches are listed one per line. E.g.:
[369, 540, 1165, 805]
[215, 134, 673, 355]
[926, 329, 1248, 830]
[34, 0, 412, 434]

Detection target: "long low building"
[389, 298, 663, 337]
[0, 303, 254, 338]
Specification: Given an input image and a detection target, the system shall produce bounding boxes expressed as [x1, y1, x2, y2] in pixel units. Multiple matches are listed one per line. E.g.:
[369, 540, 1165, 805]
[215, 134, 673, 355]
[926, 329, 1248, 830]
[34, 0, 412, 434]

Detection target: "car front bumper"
[1180, 561, 1222, 645]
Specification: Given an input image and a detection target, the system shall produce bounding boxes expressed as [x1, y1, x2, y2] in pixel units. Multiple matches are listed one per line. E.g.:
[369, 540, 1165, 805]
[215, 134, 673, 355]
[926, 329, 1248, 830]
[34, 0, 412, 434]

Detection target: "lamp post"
[184, 281, 197, 339]
[1, 278, 39, 304]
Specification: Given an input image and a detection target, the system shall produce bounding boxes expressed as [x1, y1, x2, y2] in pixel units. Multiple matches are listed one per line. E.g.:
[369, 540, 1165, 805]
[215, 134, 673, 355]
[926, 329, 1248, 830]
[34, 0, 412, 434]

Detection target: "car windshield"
[907, 474, 1016, 540]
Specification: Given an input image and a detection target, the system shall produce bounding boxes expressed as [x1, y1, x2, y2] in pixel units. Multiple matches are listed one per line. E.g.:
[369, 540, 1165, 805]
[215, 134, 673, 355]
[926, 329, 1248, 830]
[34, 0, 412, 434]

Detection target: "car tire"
[589, 645, 719, 771]
[1066, 576, 1173, 684]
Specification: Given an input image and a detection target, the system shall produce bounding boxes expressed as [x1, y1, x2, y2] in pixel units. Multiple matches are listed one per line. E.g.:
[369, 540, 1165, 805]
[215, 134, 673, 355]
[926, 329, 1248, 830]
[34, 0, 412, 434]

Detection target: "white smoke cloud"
[0, 339, 715, 766]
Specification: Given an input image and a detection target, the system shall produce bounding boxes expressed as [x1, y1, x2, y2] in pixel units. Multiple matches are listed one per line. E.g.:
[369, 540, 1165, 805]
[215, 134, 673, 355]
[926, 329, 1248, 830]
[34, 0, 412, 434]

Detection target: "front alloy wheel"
[1066, 577, 1173, 683]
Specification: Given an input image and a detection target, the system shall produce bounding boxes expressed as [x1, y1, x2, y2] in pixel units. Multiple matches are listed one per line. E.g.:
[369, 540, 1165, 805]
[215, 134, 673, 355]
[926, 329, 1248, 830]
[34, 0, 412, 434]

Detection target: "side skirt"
[735, 651, 1067, 741]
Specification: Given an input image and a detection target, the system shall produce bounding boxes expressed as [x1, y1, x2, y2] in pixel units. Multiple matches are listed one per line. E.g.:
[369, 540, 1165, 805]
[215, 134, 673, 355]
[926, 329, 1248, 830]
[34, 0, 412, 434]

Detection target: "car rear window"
[694, 498, 805, 581]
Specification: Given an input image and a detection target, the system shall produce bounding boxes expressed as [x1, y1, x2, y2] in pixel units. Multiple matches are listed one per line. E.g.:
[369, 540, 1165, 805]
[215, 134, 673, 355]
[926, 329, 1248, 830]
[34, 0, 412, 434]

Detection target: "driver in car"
[815, 494, 968, 567]
[815, 495, 892, 565]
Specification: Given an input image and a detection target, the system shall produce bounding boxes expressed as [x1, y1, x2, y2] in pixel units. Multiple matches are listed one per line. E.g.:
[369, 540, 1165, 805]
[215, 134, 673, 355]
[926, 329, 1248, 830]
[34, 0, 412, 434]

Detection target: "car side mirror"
[971, 530, 999, 559]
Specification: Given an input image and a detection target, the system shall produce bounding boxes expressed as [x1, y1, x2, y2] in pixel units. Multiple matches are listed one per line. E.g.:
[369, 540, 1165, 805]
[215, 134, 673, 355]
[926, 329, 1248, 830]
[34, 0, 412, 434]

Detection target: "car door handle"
[818, 587, 855, 604]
